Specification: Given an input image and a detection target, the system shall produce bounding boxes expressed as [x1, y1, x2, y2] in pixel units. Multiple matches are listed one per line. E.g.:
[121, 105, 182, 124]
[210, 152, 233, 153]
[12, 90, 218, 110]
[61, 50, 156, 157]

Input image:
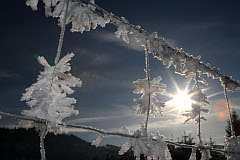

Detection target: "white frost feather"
[182, 89, 210, 124]
[21, 53, 82, 132]
[133, 76, 166, 116]
[119, 125, 172, 160]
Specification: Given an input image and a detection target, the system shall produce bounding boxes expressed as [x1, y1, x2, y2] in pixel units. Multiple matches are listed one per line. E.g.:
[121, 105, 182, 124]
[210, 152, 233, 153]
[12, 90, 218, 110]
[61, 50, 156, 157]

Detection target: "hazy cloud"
[73, 48, 113, 66]
[90, 31, 144, 52]
[0, 69, 21, 79]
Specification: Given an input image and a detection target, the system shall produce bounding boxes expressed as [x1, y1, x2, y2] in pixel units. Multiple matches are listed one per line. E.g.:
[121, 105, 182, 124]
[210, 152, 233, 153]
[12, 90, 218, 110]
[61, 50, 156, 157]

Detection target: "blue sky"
[0, 0, 240, 146]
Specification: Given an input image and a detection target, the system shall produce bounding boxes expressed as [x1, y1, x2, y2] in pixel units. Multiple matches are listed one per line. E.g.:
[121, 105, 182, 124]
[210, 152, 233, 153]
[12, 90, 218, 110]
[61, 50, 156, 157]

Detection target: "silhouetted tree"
[225, 111, 240, 137]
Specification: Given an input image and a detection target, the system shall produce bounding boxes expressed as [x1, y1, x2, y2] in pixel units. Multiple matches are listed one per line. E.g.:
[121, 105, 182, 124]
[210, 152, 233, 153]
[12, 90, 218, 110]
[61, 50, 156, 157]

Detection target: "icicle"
[92, 134, 105, 147]
[55, 0, 70, 65]
[189, 148, 197, 160]
[39, 123, 48, 160]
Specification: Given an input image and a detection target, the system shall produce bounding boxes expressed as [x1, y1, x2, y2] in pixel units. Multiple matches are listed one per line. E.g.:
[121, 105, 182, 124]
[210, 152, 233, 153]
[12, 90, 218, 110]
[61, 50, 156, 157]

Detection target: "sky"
[0, 0, 240, 146]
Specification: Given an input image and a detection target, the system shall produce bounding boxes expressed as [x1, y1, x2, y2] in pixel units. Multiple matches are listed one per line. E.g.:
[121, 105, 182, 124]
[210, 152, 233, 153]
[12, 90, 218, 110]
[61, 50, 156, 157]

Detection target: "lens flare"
[214, 99, 229, 120]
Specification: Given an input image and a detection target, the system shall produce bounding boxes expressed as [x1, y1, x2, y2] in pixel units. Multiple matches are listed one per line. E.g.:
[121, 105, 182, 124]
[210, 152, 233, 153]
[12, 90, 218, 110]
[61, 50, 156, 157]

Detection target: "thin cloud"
[90, 31, 144, 52]
[0, 69, 21, 79]
[72, 48, 113, 66]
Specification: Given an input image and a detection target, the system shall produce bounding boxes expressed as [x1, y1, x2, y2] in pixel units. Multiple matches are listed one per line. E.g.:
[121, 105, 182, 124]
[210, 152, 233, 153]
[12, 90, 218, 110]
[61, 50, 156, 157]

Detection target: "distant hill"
[0, 128, 226, 160]
[0, 127, 134, 160]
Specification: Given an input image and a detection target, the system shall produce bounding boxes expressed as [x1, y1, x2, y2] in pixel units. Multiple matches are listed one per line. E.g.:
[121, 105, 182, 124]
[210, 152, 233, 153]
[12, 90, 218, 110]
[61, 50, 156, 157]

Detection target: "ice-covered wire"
[55, 0, 70, 65]
[195, 72, 202, 144]
[224, 83, 235, 136]
[39, 123, 48, 160]
[144, 38, 151, 132]
[1, 111, 239, 155]
[71, 0, 240, 91]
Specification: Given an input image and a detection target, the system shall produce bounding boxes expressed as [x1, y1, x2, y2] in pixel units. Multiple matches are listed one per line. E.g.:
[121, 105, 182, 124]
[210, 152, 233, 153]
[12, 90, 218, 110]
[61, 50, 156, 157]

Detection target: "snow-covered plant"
[224, 136, 240, 160]
[21, 53, 82, 131]
[182, 89, 210, 124]
[119, 124, 172, 160]
[133, 76, 166, 116]
[26, 0, 110, 33]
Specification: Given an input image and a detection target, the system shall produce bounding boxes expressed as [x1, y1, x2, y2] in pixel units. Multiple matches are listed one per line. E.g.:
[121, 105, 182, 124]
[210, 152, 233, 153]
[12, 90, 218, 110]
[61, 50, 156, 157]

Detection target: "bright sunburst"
[166, 91, 192, 111]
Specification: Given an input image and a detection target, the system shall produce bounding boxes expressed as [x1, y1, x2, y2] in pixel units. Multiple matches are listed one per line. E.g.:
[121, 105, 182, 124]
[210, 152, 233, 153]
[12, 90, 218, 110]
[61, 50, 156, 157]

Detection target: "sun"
[166, 91, 192, 111]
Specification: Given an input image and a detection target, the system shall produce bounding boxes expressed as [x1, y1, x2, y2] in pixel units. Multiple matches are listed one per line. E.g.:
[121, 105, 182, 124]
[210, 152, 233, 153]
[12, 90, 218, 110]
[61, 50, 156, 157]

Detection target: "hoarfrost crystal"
[149, 132, 172, 160]
[182, 89, 210, 124]
[26, 0, 110, 33]
[114, 17, 130, 43]
[119, 124, 172, 160]
[133, 76, 166, 116]
[21, 53, 82, 131]
[119, 124, 149, 159]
